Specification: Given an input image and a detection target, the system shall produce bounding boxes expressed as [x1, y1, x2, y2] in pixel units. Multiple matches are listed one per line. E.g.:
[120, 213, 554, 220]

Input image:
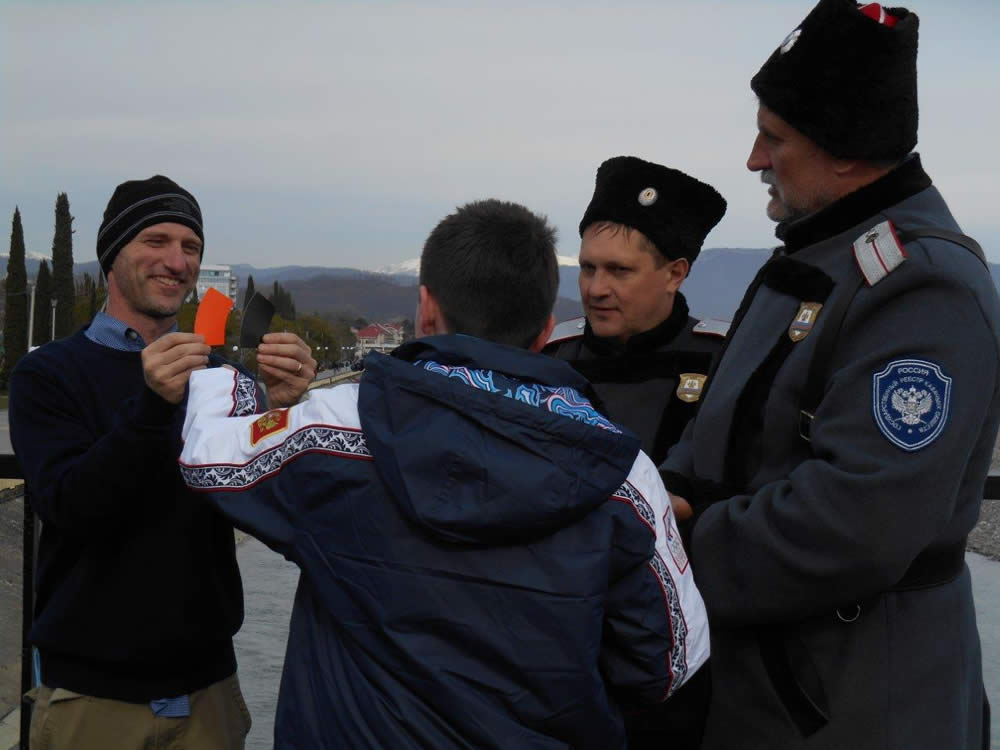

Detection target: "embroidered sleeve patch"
[872, 359, 951, 451]
[251, 409, 290, 446]
[853, 220, 907, 286]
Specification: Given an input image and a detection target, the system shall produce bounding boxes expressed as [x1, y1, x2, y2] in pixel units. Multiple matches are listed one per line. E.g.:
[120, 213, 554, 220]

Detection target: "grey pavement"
[0, 411, 10, 458]
[232, 540, 1000, 750]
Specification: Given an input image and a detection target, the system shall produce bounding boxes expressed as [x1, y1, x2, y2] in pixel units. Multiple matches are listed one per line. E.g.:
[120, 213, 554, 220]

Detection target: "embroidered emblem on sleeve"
[788, 302, 823, 342]
[664, 512, 689, 573]
[853, 220, 907, 286]
[872, 359, 951, 451]
[676, 373, 707, 403]
[250, 409, 290, 446]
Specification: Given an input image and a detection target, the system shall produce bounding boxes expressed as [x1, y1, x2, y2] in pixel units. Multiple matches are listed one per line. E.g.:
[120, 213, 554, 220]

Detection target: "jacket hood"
[358, 335, 640, 545]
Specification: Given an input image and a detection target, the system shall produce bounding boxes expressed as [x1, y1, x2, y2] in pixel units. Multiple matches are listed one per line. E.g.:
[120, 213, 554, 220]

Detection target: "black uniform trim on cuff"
[661, 470, 694, 501]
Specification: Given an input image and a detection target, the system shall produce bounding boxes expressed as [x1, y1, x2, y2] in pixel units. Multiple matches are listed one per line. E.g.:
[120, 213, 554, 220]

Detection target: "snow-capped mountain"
[378, 255, 577, 277]
[378, 258, 421, 275]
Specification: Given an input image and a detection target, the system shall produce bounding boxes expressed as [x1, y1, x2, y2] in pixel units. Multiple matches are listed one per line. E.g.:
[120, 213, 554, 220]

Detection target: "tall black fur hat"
[579, 156, 726, 264]
[97, 175, 204, 275]
[751, 1, 919, 161]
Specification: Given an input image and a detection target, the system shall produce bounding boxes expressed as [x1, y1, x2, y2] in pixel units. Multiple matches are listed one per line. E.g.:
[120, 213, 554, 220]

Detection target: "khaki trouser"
[25, 673, 252, 750]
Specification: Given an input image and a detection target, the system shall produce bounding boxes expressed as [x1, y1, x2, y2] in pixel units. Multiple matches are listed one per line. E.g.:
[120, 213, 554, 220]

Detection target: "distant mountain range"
[8, 247, 1000, 324]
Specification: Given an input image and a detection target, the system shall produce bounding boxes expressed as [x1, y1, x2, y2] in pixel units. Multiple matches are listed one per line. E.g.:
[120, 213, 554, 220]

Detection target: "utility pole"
[26, 282, 36, 350]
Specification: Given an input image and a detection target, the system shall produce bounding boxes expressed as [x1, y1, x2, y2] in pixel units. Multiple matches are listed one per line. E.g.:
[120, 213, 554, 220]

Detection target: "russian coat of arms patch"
[872, 359, 951, 451]
[251, 408, 290, 446]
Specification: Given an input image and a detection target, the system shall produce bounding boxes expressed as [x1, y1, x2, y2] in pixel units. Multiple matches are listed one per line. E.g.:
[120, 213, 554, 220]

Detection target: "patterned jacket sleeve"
[180, 368, 365, 561]
[599, 451, 710, 704]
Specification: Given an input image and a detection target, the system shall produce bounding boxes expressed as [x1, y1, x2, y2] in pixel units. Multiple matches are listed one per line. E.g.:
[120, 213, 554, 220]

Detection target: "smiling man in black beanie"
[9, 175, 317, 750]
[661, 2, 997, 748]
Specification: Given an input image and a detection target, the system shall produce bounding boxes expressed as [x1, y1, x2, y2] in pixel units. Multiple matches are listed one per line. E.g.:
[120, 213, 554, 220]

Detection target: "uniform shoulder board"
[692, 318, 730, 338]
[546, 316, 586, 346]
[853, 219, 907, 286]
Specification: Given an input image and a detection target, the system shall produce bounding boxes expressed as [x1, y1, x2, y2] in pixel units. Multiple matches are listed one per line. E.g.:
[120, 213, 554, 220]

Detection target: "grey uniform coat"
[663, 156, 997, 749]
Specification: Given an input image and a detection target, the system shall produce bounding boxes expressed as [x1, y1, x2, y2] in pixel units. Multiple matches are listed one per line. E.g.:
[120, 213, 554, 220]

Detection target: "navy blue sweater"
[9, 329, 247, 701]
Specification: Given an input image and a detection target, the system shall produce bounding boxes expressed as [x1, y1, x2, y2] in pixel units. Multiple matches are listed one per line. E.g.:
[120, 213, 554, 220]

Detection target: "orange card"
[194, 287, 235, 346]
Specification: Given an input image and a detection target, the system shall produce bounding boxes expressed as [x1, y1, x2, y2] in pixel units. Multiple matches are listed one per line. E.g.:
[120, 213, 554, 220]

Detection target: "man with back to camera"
[545, 156, 726, 748]
[661, 2, 997, 747]
[9, 175, 316, 750]
[176, 198, 710, 749]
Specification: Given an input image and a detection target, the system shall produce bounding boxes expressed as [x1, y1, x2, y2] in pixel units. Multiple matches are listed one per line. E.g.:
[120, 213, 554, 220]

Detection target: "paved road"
[0, 412, 11, 457]
[233, 539, 1000, 750]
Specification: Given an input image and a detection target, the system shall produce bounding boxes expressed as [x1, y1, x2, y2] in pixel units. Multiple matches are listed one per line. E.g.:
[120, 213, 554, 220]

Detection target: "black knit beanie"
[751, 0, 919, 161]
[579, 156, 726, 264]
[97, 175, 204, 275]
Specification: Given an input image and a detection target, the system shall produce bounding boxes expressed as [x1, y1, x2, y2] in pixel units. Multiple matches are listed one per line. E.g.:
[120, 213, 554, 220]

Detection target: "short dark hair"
[419, 199, 559, 348]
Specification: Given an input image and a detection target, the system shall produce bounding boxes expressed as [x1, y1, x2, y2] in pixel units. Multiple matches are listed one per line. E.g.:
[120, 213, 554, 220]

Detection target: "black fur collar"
[776, 154, 932, 253]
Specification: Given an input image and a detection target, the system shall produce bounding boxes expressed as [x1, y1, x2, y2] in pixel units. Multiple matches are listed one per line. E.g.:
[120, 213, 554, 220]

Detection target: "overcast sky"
[4, 0, 999, 270]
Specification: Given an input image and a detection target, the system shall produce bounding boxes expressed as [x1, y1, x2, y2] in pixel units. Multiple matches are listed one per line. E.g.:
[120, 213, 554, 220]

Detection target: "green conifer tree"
[51, 193, 75, 337]
[32, 260, 53, 347]
[243, 274, 256, 309]
[3, 208, 29, 384]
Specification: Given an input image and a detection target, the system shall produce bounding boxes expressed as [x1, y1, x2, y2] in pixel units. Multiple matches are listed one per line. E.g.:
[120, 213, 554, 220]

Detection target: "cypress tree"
[51, 192, 75, 337]
[3, 208, 28, 384]
[32, 260, 53, 347]
[243, 274, 256, 309]
[270, 280, 296, 320]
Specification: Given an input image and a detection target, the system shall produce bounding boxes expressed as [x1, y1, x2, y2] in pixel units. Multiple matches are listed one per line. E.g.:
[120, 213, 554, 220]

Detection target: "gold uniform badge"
[676, 373, 707, 403]
[788, 302, 823, 342]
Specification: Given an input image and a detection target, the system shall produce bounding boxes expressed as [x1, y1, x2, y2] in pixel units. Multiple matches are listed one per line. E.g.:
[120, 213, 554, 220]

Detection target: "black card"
[239, 292, 276, 347]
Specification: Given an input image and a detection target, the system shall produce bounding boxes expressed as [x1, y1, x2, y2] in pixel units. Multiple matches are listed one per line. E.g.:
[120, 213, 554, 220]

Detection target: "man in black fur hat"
[545, 156, 727, 468]
[545, 155, 726, 749]
[661, 2, 997, 748]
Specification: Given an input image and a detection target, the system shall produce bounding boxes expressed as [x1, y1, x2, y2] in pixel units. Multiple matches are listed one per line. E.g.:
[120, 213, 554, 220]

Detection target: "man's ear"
[528, 315, 556, 353]
[665, 257, 690, 294]
[417, 285, 441, 337]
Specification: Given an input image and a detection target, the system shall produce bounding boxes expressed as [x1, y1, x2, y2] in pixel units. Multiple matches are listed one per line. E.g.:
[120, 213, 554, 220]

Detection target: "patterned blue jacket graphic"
[180, 334, 709, 749]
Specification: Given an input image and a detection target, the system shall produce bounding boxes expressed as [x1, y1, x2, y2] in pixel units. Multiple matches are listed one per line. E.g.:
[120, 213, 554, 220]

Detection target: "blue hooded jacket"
[180, 335, 708, 749]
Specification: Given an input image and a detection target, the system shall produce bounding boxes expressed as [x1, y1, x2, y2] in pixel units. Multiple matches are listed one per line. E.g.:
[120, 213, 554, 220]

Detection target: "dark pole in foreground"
[19, 486, 34, 750]
[0, 452, 33, 748]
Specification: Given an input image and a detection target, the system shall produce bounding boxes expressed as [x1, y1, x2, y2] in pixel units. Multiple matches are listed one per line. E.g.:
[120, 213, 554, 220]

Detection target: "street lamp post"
[50, 297, 57, 340]
[26, 282, 36, 349]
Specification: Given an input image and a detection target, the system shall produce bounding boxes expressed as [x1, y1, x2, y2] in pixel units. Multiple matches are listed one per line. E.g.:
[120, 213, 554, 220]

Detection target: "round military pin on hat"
[578, 156, 726, 264]
[751, 0, 919, 161]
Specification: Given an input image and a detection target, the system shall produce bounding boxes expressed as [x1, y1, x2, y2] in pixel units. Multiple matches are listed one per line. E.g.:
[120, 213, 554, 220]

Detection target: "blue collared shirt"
[84, 311, 179, 352]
